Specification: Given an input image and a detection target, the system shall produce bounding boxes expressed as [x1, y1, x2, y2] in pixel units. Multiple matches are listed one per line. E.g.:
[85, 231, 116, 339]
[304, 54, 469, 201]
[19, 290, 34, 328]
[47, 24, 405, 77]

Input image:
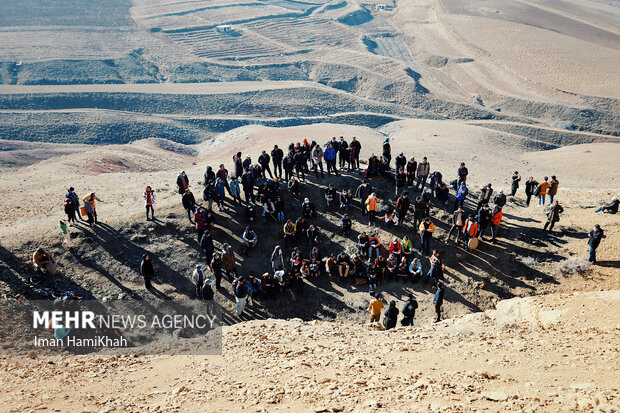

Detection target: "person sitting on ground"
[357, 231, 370, 258]
[309, 247, 322, 277]
[244, 204, 256, 224]
[401, 236, 414, 259]
[340, 189, 354, 211]
[242, 226, 258, 249]
[307, 224, 320, 250]
[383, 208, 396, 228]
[336, 252, 351, 279]
[494, 190, 507, 209]
[326, 254, 338, 278]
[408, 258, 422, 283]
[288, 176, 301, 198]
[595, 197, 619, 214]
[436, 182, 450, 205]
[283, 219, 296, 246]
[301, 197, 316, 220]
[341, 213, 352, 236]
[325, 184, 337, 211]
[386, 253, 399, 281]
[388, 237, 402, 257]
[33, 247, 57, 276]
[351, 254, 367, 280]
[369, 233, 382, 260]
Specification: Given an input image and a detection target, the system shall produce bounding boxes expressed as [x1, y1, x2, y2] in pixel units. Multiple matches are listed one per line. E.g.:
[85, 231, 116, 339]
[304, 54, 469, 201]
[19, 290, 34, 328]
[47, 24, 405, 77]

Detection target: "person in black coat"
[200, 230, 214, 258]
[176, 171, 189, 195]
[383, 300, 399, 330]
[493, 190, 507, 208]
[241, 170, 255, 204]
[350, 137, 362, 169]
[182, 189, 196, 223]
[400, 294, 418, 326]
[271, 145, 284, 178]
[396, 192, 410, 226]
[283, 153, 295, 182]
[588, 224, 604, 263]
[258, 150, 273, 179]
[543, 201, 564, 232]
[140, 254, 154, 290]
[524, 177, 538, 207]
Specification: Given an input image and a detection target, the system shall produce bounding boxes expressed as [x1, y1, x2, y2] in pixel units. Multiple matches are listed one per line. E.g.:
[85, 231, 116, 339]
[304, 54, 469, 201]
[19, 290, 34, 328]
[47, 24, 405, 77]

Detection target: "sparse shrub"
[556, 258, 591, 277]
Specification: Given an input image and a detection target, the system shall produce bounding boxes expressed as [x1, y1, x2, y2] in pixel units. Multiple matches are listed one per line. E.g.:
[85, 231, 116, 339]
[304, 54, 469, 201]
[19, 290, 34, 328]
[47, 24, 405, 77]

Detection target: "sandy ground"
[1, 291, 618, 412]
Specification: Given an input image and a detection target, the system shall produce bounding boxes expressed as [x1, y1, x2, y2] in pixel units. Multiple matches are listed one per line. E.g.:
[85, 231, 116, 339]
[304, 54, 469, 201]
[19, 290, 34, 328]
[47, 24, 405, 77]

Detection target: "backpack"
[533, 186, 541, 196]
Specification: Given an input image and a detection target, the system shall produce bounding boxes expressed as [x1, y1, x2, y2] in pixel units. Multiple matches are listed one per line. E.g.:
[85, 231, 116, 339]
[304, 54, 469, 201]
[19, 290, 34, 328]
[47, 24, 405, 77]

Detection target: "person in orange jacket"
[536, 177, 550, 206]
[419, 217, 435, 255]
[83, 192, 104, 226]
[462, 215, 478, 249]
[489, 205, 503, 243]
[365, 193, 381, 227]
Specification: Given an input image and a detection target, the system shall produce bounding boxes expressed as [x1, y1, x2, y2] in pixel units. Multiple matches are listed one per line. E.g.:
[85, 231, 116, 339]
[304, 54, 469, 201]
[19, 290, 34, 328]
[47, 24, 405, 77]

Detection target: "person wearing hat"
[192, 264, 205, 299]
[476, 183, 493, 212]
[382, 137, 391, 169]
[242, 154, 252, 171]
[383, 300, 399, 330]
[401, 294, 418, 326]
[301, 197, 316, 221]
[432, 282, 445, 323]
[233, 276, 248, 316]
[419, 217, 435, 255]
[595, 197, 619, 214]
[201, 278, 215, 314]
[510, 171, 521, 196]
[355, 179, 373, 216]
[140, 254, 154, 291]
[395, 152, 407, 171]
[588, 224, 604, 263]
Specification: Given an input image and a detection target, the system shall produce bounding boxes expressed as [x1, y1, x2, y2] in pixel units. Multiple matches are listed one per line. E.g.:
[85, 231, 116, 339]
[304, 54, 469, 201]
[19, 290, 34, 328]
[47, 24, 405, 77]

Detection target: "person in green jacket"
[59, 220, 71, 249]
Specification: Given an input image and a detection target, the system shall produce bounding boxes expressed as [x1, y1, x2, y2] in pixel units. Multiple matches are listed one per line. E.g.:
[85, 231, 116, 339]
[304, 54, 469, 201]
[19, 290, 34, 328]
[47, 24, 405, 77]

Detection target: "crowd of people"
[33, 136, 613, 325]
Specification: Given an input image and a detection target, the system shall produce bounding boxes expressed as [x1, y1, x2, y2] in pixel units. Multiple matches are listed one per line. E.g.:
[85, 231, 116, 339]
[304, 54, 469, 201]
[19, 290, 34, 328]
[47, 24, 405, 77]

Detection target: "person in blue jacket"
[454, 181, 468, 211]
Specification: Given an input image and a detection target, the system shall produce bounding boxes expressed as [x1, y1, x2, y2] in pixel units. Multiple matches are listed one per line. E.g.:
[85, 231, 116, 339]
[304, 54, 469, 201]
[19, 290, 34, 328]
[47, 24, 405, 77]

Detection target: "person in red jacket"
[489, 206, 503, 243]
[462, 215, 478, 250]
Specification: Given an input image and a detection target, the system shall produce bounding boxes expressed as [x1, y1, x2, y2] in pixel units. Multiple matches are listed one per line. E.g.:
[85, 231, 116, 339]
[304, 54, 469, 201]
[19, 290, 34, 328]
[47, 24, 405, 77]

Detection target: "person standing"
[176, 171, 189, 195]
[144, 186, 155, 220]
[222, 243, 237, 279]
[83, 192, 103, 226]
[383, 300, 399, 330]
[350, 136, 362, 169]
[201, 279, 215, 314]
[524, 177, 538, 207]
[588, 225, 604, 264]
[476, 205, 490, 240]
[445, 207, 465, 243]
[192, 264, 205, 299]
[229, 178, 242, 205]
[419, 217, 435, 255]
[548, 175, 559, 205]
[234, 276, 248, 316]
[141, 254, 154, 291]
[510, 171, 521, 196]
[355, 180, 373, 215]
[323, 143, 338, 176]
[382, 138, 392, 169]
[457, 162, 468, 186]
[400, 294, 418, 326]
[63, 195, 76, 226]
[395, 168, 407, 197]
[338, 136, 349, 169]
[432, 282, 445, 323]
[365, 193, 380, 226]
[271, 145, 284, 178]
[396, 191, 410, 226]
[543, 201, 564, 232]
[489, 205, 503, 243]
[66, 187, 83, 222]
[368, 293, 384, 323]
[463, 214, 479, 248]
[241, 169, 254, 204]
[537, 177, 550, 206]
[415, 157, 430, 191]
[59, 220, 71, 249]
[258, 150, 273, 179]
[454, 181, 468, 210]
[182, 189, 196, 223]
[406, 157, 417, 188]
[312, 144, 325, 179]
[209, 252, 223, 289]
[233, 152, 243, 178]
